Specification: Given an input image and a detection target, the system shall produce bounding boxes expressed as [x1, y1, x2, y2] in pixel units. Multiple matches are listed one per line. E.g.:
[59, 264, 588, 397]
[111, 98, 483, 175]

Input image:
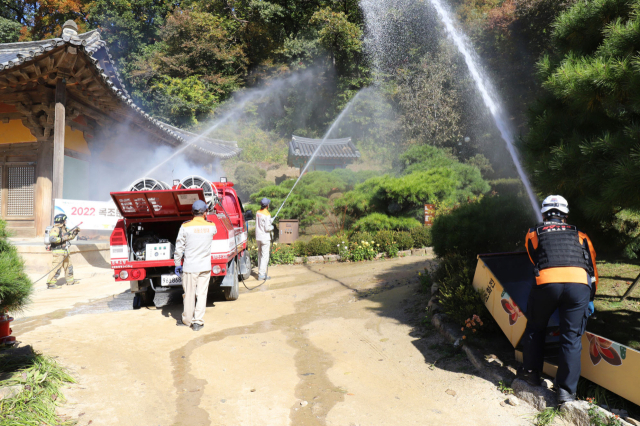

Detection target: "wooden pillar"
[52, 78, 66, 211]
[35, 140, 53, 236]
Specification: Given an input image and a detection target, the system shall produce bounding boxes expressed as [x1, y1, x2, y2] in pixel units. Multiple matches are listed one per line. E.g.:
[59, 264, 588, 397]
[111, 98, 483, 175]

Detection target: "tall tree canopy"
[524, 0, 640, 219]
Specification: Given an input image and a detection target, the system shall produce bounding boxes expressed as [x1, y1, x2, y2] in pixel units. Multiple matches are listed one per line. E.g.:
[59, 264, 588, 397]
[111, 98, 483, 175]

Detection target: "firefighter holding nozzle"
[519, 195, 598, 404]
[174, 200, 217, 331]
[256, 198, 274, 280]
[46, 214, 80, 289]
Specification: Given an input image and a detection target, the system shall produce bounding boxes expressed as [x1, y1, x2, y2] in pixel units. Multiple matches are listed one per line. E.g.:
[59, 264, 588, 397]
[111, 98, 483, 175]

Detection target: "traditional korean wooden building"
[287, 135, 360, 173]
[0, 21, 240, 237]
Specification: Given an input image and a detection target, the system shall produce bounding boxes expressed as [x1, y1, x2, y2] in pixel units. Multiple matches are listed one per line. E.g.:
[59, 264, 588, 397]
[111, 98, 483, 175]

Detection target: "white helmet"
[541, 195, 569, 215]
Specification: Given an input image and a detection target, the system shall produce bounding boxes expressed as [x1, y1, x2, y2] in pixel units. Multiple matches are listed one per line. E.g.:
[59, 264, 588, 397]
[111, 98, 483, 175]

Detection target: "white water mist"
[274, 92, 362, 219]
[361, 0, 542, 222]
[138, 69, 321, 183]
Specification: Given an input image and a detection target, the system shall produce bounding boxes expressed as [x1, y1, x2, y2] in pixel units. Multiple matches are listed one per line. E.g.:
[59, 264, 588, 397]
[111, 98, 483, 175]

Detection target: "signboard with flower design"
[472, 256, 528, 346]
[474, 253, 640, 406]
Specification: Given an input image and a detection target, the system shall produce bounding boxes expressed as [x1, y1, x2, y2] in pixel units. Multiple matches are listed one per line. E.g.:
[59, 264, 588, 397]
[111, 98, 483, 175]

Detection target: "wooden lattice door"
[1, 165, 35, 220]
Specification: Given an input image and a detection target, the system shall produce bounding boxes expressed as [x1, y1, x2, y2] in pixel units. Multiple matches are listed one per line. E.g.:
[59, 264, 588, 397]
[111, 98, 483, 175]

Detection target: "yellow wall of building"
[64, 126, 91, 155]
[0, 119, 37, 143]
[0, 120, 91, 155]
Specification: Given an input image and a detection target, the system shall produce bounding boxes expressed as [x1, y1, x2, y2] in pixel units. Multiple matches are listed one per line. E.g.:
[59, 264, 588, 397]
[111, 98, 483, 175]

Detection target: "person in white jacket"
[174, 200, 217, 331]
[255, 198, 274, 280]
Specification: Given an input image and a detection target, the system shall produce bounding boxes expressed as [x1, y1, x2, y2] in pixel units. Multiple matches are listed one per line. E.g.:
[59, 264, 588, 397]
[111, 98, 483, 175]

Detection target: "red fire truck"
[109, 179, 252, 308]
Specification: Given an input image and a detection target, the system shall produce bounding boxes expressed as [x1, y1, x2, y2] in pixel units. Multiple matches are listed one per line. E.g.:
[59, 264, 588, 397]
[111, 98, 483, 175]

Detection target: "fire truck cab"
[109, 180, 252, 308]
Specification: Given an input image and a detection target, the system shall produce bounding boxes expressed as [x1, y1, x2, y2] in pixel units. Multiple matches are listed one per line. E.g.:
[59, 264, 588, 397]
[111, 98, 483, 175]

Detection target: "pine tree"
[524, 0, 640, 219]
[0, 220, 33, 314]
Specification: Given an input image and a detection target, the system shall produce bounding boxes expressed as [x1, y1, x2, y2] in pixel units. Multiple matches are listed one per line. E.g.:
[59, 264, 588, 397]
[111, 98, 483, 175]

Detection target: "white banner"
[54, 199, 122, 231]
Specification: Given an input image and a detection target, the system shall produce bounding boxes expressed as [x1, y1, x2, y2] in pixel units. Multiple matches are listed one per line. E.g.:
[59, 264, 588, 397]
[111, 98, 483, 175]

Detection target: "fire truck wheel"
[224, 263, 239, 301]
[240, 254, 251, 281]
[140, 285, 155, 307]
[132, 294, 142, 310]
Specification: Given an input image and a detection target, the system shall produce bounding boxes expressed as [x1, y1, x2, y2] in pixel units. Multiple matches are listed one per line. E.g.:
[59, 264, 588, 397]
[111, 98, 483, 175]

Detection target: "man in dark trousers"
[519, 195, 598, 404]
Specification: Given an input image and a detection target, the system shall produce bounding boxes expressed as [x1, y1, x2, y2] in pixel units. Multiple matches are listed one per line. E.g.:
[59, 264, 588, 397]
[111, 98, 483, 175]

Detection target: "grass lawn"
[0, 346, 76, 425]
[589, 259, 640, 350]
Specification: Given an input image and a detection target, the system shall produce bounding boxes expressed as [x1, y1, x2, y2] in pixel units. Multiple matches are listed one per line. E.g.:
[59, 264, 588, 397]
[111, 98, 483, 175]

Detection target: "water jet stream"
[362, 0, 542, 222]
[273, 93, 362, 219]
[425, 0, 542, 221]
[135, 100, 250, 185]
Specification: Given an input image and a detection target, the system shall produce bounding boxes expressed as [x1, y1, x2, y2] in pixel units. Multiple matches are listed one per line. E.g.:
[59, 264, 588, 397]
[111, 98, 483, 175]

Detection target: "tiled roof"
[290, 135, 360, 159]
[0, 30, 104, 69]
[0, 30, 239, 160]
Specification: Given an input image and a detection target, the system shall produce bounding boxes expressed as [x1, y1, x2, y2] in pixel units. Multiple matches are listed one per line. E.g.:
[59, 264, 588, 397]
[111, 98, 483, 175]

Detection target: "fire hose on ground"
[32, 251, 70, 284]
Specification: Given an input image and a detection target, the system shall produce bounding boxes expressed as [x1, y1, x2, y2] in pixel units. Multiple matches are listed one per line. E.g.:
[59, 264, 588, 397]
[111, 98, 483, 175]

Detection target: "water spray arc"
[133, 70, 320, 189]
[136, 101, 247, 184]
[361, 0, 543, 222]
[273, 93, 362, 220]
[425, 0, 541, 222]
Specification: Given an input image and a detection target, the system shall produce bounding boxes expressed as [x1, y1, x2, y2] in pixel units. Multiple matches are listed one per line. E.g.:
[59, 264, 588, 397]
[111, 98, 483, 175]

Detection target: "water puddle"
[11, 290, 183, 335]
[169, 262, 426, 426]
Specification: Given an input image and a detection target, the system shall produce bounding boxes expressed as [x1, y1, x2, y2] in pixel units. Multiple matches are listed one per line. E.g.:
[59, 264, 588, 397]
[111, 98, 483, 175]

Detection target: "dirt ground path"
[12, 257, 537, 426]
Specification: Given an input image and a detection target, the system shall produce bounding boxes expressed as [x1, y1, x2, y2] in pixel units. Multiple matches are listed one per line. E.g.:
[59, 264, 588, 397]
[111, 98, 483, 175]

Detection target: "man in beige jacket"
[174, 200, 217, 331]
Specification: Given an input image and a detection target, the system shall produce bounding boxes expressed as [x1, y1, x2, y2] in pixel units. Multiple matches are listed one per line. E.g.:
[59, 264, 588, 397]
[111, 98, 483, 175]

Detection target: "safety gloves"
[175, 266, 183, 276]
[587, 301, 595, 317]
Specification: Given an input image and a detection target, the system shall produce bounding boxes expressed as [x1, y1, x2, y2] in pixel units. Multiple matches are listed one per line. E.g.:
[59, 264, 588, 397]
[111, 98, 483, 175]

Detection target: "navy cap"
[261, 198, 271, 206]
[192, 200, 207, 214]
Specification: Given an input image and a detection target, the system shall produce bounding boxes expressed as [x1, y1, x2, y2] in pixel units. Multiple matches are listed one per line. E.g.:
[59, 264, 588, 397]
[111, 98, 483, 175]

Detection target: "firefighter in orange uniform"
[518, 195, 598, 404]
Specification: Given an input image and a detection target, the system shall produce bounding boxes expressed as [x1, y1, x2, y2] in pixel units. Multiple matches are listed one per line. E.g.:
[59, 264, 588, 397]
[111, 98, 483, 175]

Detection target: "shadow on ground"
[302, 258, 516, 382]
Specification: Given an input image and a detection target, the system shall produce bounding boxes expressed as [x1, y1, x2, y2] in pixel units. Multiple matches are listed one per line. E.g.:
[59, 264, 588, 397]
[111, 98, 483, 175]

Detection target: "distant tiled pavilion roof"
[0, 29, 240, 160]
[289, 135, 360, 159]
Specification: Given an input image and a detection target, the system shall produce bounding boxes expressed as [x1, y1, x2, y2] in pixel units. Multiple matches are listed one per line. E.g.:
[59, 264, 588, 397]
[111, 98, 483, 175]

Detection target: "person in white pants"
[174, 200, 217, 331]
[255, 198, 274, 280]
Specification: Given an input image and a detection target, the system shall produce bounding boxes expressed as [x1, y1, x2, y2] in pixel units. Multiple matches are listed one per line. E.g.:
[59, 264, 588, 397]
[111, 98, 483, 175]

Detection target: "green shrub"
[306, 236, 333, 256]
[410, 226, 432, 248]
[293, 240, 307, 257]
[247, 241, 258, 266]
[374, 230, 398, 257]
[269, 243, 296, 264]
[394, 231, 414, 250]
[418, 267, 433, 293]
[353, 213, 422, 233]
[349, 231, 373, 244]
[334, 162, 491, 222]
[431, 194, 534, 258]
[0, 220, 33, 314]
[337, 241, 350, 261]
[489, 178, 523, 197]
[349, 240, 377, 261]
[435, 254, 493, 330]
[326, 234, 346, 253]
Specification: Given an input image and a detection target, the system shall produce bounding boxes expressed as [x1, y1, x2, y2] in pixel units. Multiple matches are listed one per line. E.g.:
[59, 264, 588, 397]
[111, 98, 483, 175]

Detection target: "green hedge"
[433, 254, 493, 329]
[247, 227, 433, 265]
[429, 194, 533, 333]
[353, 213, 422, 233]
[431, 194, 534, 258]
[410, 226, 432, 248]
